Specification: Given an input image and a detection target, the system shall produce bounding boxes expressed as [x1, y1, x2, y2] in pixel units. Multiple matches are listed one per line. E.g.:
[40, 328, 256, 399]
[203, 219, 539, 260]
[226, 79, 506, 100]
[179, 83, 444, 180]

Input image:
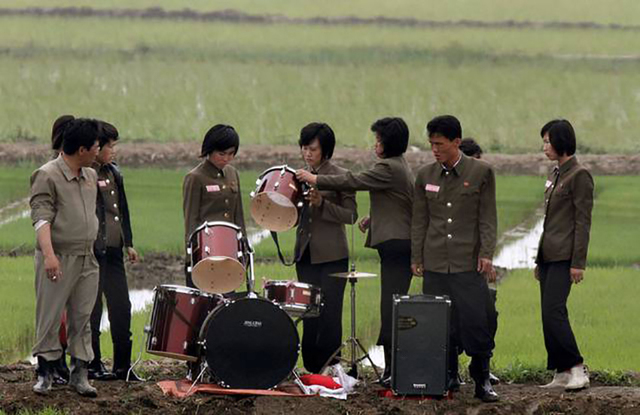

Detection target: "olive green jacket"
[294, 160, 358, 264]
[316, 155, 414, 249]
[182, 160, 246, 244]
[412, 153, 497, 273]
[536, 156, 594, 269]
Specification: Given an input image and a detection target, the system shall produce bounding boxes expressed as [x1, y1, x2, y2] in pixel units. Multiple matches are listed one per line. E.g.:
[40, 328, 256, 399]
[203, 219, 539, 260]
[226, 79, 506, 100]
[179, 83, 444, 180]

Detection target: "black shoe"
[51, 357, 70, 385]
[88, 360, 117, 381]
[489, 372, 501, 385]
[474, 378, 499, 402]
[114, 368, 144, 382]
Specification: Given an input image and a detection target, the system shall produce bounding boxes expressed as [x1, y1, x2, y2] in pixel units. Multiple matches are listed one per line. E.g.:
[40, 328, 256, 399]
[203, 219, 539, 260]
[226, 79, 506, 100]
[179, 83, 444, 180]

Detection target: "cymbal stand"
[321, 215, 381, 381]
[244, 238, 258, 298]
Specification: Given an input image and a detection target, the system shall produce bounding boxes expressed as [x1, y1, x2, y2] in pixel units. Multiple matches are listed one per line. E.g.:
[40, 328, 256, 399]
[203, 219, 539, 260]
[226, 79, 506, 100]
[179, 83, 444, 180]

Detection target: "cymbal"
[329, 271, 378, 279]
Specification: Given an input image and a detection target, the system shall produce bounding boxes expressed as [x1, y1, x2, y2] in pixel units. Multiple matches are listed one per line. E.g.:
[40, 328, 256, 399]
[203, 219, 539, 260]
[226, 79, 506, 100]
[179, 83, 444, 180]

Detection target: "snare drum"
[146, 285, 223, 362]
[189, 221, 247, 294]
[264, 280, 323, 318]
[200, 297, 300, 389]
[250, 165, 305, 232]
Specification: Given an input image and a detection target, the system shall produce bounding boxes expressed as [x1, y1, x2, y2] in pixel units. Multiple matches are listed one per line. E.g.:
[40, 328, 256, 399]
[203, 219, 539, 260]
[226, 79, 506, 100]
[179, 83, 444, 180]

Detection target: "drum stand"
[321, 272, 382, 382]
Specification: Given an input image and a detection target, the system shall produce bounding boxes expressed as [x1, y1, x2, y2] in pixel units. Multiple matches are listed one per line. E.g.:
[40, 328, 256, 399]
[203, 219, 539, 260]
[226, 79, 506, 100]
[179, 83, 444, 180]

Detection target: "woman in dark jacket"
[535, 119, 594, 390]
[294, 122, 357, 374]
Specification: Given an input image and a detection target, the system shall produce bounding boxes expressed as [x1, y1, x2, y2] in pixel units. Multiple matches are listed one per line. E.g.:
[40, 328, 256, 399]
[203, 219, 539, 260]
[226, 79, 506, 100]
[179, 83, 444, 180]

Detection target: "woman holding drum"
[296, 117, 414, 384]
[293, 122, 358, 374]
[182, 124, 247, 289]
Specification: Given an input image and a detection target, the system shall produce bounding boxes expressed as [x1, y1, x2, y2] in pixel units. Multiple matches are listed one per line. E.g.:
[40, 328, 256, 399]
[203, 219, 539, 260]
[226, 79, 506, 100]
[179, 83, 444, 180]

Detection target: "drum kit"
[141, 164, 378, 390]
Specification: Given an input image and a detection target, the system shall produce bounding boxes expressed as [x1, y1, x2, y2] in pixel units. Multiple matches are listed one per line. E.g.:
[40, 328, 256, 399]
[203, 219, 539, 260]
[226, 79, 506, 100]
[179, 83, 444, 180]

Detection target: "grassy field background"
[1, 13, 640, 152]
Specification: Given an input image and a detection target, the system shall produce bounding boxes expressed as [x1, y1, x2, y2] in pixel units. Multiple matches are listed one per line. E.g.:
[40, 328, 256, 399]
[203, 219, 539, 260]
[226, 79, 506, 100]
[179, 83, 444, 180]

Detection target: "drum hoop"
[154, 284, 217, 296]
[258, 164, 297, 179]
[264, 280, 316, 290]
[188, 221, 243, 242]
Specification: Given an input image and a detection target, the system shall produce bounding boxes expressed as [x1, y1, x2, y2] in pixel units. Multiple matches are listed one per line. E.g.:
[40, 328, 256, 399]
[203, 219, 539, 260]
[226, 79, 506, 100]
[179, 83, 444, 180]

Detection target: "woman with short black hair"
[294, 122, 357, 373]
[182, 124, 246, 288]
[535, 119, 594, 391]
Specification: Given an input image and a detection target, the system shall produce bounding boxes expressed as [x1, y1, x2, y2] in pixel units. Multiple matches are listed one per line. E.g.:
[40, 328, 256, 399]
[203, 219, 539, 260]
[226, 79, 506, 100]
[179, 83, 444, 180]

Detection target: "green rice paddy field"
[1, 168, 639, 372]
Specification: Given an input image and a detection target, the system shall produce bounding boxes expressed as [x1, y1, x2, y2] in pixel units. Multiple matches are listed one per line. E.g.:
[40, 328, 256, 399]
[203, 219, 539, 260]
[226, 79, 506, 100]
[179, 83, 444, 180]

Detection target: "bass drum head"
[201, 298, 300, 389]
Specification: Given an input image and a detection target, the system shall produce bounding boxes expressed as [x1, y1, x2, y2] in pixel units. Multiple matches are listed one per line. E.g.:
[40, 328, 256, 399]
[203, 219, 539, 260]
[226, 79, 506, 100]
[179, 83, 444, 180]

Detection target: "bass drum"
[200, 297, 299, 389]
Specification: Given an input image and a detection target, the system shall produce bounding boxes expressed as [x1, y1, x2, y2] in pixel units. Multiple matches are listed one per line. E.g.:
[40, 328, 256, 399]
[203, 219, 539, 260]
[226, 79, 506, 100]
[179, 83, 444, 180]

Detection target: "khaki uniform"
[412, 153, 497, 273]
[537, 156, 594, 269]
[294, 160, 357, 264]
[182, 160, 246, 243]
[316, 155, 414, 248]
[30, 155, 99, 362]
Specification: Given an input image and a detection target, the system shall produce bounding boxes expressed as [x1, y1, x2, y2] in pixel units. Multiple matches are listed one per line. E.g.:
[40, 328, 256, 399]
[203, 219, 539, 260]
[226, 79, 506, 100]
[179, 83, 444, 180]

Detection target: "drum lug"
[255, 179, 261, 185]
[237, 252, 243, 258]
[187, 266, 192, 273]
[250, 191, 256, 198]
[191, 297, 196, 305]
[186, 246, 192, 255]
[183, 341, 188, 351]
[237, 232, 243, 240]
[205, 246, 210, 254]
[204, 227, 210, 235]
[144, 325, 151, 334]
[151, 336, 157, 346]
[279, 167, 286, 177]
[296, 201, 303, 208]
[274, 181, 280, 189]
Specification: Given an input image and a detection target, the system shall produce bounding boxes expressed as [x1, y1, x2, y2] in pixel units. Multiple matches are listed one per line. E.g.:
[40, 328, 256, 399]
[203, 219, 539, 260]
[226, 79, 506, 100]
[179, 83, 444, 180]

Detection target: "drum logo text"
[243, 320, 263, 328]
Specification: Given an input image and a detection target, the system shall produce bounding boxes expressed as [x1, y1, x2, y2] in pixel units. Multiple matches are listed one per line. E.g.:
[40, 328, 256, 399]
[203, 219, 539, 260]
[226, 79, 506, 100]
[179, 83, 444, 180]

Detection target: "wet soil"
[2, 142, 640, 175]
[2, 361, 640, 415]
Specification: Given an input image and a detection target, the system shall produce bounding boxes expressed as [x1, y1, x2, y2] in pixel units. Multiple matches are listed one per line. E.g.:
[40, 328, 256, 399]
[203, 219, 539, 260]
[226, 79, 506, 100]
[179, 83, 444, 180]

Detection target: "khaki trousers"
[32, 250, 99, 362]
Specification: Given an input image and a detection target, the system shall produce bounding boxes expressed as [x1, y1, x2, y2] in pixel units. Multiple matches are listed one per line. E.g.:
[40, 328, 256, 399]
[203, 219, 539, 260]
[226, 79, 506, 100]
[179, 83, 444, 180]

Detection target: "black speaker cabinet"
[391, 294, 451, 396]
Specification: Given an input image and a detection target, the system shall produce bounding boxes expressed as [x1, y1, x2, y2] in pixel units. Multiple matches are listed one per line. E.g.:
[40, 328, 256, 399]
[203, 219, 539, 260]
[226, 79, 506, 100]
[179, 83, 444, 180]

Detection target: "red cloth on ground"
[299, 374, 343, 390]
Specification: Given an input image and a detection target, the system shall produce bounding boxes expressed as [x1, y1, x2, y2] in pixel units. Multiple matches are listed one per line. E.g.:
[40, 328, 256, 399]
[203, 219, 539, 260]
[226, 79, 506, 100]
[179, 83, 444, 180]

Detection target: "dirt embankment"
[1, 361, 640, 415]
[2, 142, 640, 175]
[1, 7, 640, 32]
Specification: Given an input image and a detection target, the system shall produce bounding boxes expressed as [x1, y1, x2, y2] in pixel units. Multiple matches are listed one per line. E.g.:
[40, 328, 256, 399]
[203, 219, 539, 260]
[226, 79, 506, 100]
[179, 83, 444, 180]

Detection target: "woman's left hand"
[570, 268, 584, 284]
[307, 188, 323, 207]
[127, 247, 139, 263]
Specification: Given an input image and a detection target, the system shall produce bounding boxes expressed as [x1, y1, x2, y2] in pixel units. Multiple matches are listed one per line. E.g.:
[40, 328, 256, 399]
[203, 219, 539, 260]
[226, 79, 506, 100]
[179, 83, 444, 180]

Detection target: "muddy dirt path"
[1, 361, 640, 415]
[2, 142, 640, 175]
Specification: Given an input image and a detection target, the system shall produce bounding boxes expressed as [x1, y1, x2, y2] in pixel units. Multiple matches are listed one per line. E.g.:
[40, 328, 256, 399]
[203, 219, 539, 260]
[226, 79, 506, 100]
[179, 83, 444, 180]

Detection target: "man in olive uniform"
[30, 118, 101, 397]
[411, 115, 499, 402]
[88, 121, 141, 381]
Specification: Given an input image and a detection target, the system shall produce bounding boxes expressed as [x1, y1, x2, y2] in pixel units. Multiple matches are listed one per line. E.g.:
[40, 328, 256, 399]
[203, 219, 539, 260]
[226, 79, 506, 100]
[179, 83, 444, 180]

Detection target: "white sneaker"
[565, 364, 590, 390]
[540, 370, 571, 388]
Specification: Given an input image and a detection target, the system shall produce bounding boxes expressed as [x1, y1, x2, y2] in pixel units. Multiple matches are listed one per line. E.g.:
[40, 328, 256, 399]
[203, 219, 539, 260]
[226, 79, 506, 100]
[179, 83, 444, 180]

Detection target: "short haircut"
[460, 137, 483, 158]
[426, 115, 462, 141]
[61, 119, 100, 155]
[200, 124, 239, 157]
[298, 122, 336, 160]
[370, 117, 409, 158]
[51, 115, 75, 151]
[540, 119, 576, 156]
[98, 121, 119, 149]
